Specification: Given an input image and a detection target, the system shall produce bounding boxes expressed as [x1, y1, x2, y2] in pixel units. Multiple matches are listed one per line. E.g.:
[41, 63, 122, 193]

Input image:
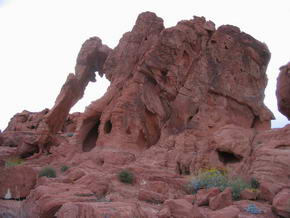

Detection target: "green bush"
[196, 169, 228, 191]
[39, 167, 57, 178]
[229, 177, 251, 200]
[5, 157, 24, 168]
[118, 169, 134, 184]
[250, 177, 260, 189]
[190, 168, 251, 200]
[66, 132, 74, 137]
[60, 165, 69, 172]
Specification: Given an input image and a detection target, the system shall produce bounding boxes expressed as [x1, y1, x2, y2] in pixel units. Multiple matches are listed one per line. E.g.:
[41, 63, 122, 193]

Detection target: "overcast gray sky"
[0, 0, 289, 130]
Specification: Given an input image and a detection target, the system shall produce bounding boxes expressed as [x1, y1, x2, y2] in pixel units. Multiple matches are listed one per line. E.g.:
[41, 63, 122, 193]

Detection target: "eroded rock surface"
[276, 62, 290, 119]
[76, 12, 273, 156]
[1, 11, 289, 218]
[0, 166, 37, 199]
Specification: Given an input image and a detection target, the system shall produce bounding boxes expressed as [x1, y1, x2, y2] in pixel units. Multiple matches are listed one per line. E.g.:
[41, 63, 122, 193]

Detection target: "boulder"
[138, 189, 167, 204]
[240, 189, 259, 200]
[56, 202, 143, 218]
[21, 182, 97, 218]
[234, 200, 276, 218]
[208, 205, 240, 218]
[272, 188, 290, 217]
[164, 199, 195, 218]
[209, 187, 232, 210]
[195, 188, 220, 206]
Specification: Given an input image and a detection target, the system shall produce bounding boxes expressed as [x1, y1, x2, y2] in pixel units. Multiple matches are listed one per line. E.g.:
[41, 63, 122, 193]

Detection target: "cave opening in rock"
[176, 162, 190, 175]
[161, 69, 168, 77]
[81, 117, 101, 152]
[217, 150, 242, 164]
[20, 147, 39, 159]
[104, 120, 112, 134]
[188, 115, 194, 122]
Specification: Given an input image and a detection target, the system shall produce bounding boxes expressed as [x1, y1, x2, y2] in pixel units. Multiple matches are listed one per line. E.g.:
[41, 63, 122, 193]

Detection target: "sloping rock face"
[276, 62, 290, 119]
[2, 12, 289, 218]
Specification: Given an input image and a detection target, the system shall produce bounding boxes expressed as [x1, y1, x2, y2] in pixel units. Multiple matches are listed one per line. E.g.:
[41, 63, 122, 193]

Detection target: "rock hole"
[275, 144, 290, 150]
[81, 116, 101, 152]
[188, 115, 194, 121]
[147, 75, 157, 86]
[251, 116, 259, 128]
[176, 162, 190, 175]
[104, 120, 112, 134]
[144, 37, 148, 41]
[211, 39, 217, 44]
[28, 125, 36, 129]
[99, 159, 104, 166]
[224, 45, 229, 49]
[143, 108, 161, 147]
[182, 51, 190, 67]
[20, 146, 39, 158]
[161, 69, 168, 77]
[126, 127, 131, 135]
[217, 150, 242, 164]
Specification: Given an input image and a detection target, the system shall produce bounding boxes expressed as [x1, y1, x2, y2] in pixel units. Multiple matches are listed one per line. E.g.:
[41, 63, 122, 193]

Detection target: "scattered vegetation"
[66, 132, 74, 137]
[60, 165, 69, 172]
[74, 193, 95, 197]
[244, 203, 263, 214]
[38, 166, 57, 178]
[189, 168, 254, 200]
[228, 177, 251, 200]
[250, 177, 260, 189]
[118, 169, 134, 184]
[4, 157, 24, 168]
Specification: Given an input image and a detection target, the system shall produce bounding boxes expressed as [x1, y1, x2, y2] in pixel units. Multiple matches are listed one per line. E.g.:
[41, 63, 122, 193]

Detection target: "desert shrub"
[228, 177, 251, 200]
[66, 132, 74, 137]
[198, 169, 228, 190]
[5, 157, 24, 168]
[190, 168, 228, 193]
[189, 168, 251, 200]
[244, 203, 263, 214]
[250, 177, 260, 189]
[60, 165, 69, 172]
[118, 169, 134, 184]
[39, 166, 56, 178]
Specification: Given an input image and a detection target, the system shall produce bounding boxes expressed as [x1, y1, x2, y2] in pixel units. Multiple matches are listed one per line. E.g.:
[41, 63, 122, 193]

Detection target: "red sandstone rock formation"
[44, 37, 112, 136]
[76, 12, 273, 156]
[0, 37, 111, 157]
[276, 62, 290, 119]
[0, 110, 80, 158]
[1, 12, 289, 218]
